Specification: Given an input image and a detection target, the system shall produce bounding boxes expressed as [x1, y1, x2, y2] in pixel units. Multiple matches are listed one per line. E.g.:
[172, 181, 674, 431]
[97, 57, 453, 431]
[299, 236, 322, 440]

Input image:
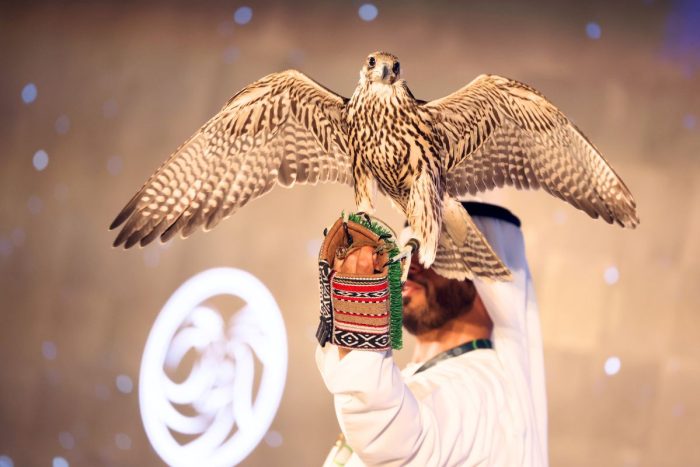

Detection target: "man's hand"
[333, 245, 380, 275]
[333, 246, 382, 359]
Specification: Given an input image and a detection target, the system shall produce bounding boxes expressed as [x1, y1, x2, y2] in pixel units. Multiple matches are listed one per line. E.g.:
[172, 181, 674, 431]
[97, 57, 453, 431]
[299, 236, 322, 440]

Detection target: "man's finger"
[342, 252, 358, 273]
[356, 246, 374, 274]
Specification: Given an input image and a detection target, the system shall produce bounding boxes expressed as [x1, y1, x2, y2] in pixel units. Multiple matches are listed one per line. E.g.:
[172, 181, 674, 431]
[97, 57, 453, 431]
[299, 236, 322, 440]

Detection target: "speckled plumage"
[111, 51, 639, 280]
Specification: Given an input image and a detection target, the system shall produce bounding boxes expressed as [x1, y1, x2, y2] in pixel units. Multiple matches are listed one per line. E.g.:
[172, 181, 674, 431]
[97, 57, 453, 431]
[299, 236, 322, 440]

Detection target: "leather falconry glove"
[316, 213, 405, 351]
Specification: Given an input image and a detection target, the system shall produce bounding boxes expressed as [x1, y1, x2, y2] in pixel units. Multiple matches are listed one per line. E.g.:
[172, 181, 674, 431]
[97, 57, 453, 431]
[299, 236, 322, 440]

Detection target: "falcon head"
[361, 51, 401, 85]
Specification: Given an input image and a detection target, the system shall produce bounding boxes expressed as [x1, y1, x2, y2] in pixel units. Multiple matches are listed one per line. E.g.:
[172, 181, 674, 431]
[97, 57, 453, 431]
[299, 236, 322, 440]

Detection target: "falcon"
[110, 51, 639, 280]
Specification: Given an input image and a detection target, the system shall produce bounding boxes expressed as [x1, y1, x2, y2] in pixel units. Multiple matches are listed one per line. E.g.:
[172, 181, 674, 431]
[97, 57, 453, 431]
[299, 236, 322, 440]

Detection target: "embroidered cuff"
[331, 273, 390, 351]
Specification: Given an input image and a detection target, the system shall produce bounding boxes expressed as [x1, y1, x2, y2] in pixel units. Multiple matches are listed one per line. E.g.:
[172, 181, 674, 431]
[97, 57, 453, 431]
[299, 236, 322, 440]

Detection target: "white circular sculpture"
[139, 268, 288, 467]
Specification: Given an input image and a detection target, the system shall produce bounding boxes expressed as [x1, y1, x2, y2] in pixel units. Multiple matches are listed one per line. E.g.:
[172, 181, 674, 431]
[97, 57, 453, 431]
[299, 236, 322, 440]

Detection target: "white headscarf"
[471, 207, 548, 466]
[399, 202, 548, 465]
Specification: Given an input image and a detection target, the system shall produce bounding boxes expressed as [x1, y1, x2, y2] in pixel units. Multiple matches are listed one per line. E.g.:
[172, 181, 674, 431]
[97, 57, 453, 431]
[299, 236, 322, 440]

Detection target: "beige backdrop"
[1, 1, 699, 466]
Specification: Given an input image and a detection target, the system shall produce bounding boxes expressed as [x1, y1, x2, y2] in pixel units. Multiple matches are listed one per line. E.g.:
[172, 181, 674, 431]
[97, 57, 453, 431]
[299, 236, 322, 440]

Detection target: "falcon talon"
[342, 222, 353, 246]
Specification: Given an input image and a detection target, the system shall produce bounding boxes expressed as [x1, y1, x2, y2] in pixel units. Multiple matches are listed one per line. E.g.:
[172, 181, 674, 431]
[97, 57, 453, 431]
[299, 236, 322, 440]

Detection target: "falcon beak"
[381, 65, 389, 81]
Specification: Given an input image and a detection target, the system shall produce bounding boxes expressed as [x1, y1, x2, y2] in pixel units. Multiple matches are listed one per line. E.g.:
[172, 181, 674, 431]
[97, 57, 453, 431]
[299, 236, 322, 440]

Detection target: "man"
[316, 201, 548, 466]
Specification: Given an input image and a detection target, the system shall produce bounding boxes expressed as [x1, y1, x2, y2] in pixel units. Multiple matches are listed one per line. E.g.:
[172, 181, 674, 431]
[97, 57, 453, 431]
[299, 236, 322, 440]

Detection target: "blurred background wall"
[1, 0, 699, 465]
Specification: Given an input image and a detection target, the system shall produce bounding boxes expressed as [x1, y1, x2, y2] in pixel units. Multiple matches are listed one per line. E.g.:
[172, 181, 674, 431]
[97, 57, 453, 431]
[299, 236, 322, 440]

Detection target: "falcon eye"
[368, 56, 376, 68]
[392, 62, 400, 74]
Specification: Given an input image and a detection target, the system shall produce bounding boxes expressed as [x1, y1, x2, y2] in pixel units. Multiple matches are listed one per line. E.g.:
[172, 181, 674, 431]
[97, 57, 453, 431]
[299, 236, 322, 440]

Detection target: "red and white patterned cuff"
[330, 273, 390, 351]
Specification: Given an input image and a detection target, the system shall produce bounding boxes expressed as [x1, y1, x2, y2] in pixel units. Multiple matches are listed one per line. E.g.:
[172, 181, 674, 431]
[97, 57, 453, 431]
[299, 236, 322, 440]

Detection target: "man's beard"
[402, 275, 477, 336]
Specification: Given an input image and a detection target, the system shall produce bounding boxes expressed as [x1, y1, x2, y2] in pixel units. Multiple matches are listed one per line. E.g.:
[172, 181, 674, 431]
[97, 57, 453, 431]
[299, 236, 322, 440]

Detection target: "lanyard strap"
[414, 338, 493, 375]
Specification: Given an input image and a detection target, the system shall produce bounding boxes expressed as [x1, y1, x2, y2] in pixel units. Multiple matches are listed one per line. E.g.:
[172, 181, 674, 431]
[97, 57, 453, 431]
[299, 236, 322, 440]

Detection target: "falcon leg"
[353, 171, 376, 215]
[406, 169, 443, 268]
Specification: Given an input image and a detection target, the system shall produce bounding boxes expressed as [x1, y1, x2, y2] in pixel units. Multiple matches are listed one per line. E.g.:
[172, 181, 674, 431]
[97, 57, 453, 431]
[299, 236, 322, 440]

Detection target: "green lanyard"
[413, 338, 493, 375]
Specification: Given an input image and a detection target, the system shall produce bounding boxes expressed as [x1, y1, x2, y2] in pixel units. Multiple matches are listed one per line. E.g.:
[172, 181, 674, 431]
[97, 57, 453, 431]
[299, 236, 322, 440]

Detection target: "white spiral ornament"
[139, 268, 288, 466]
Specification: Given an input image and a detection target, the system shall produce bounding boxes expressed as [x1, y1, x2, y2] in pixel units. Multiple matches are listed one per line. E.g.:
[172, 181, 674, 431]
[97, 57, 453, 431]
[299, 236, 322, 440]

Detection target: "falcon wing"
[110, 70, 352, 248]
[425, 74, 638, 227]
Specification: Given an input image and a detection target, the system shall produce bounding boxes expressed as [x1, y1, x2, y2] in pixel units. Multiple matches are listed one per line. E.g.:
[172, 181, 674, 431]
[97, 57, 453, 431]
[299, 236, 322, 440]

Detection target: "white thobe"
[316, 344, 529, 466]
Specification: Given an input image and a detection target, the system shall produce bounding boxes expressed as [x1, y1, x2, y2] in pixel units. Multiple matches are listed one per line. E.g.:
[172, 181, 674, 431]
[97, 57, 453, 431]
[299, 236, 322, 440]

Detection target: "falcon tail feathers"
[431, 197, 512, 281]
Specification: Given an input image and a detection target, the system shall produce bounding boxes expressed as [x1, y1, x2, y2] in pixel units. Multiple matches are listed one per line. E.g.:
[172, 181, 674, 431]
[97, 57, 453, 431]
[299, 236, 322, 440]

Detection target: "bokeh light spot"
[683, 114, 696, 129]
[22, 83, 37, 104]
[55, 115, 71, 134]
[115, 433, 132, 450]
[586, 22, 602, 40]
[116, 374, 134, 394]
[42, 340, 57, 360]
[107, 156, 123, 176]
[604, 356, 621, 376]
[0, 455, 13, 467]
[359, 3, 378, 21]
[33, 150, 49, 171]
[264, 430, 283, 448]
[604, 266, 619, 285]
[52, 457, 69, 467]
[234, 6, 253, 25]
[58, 432, 75, 450]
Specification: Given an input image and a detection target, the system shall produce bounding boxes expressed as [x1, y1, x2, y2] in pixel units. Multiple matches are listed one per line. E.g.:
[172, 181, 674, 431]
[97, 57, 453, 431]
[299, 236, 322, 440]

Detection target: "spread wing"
[110, 70, 352, 248]
[426, 74, 638, 227]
